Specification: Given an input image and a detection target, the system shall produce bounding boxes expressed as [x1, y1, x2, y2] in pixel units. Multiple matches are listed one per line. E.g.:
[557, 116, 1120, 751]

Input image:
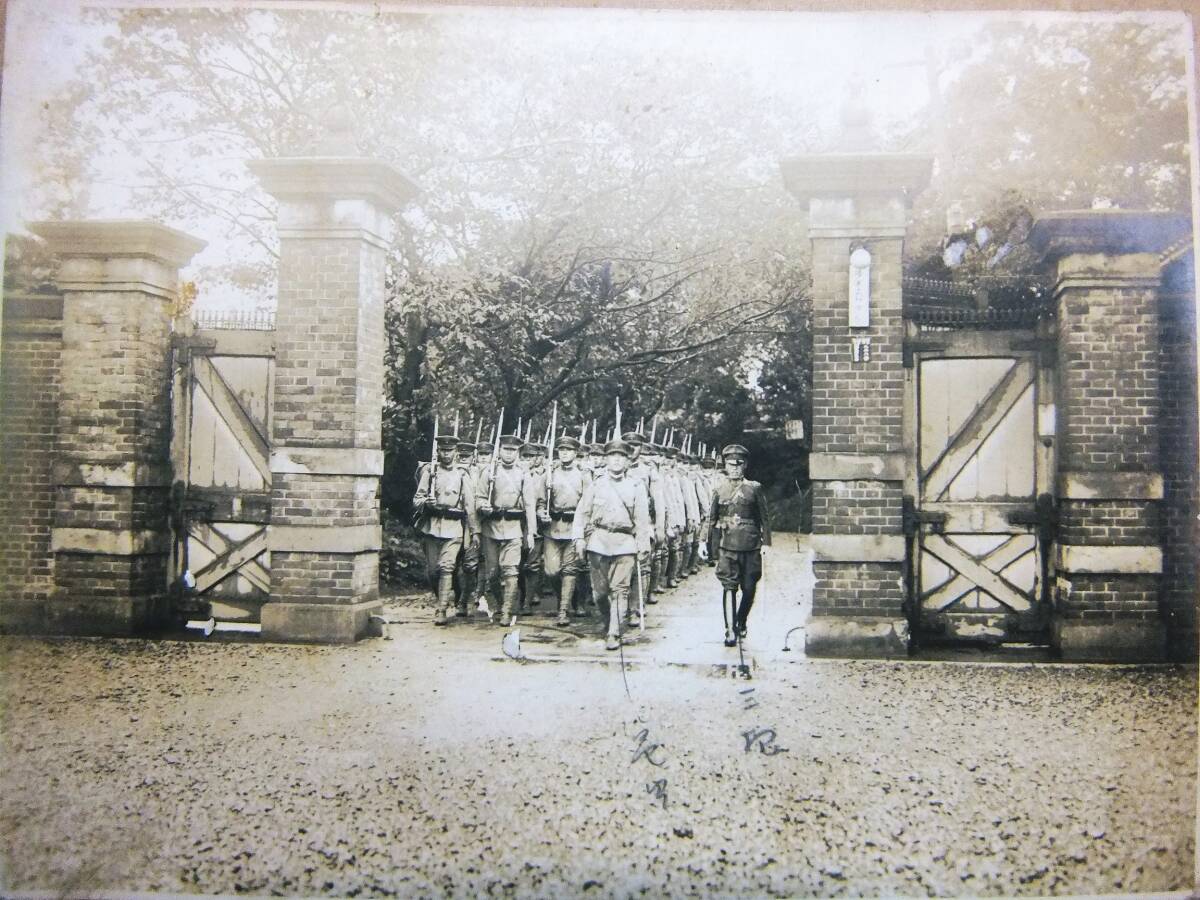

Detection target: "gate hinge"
[902, 339, 949, 369]
[1005, 493, 1057, 541]
[903, 495, 948, 537]
[1009, 336, 1057, 368]
[171, 334, 218, 355]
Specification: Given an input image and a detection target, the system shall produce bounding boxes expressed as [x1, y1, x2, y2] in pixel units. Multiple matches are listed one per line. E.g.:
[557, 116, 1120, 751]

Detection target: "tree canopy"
[14, 9, 1192, 515]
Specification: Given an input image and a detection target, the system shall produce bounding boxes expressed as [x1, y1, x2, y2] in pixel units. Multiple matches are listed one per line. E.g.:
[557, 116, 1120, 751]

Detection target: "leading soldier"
[708, 444, 772, 646]
[572, 439, 652, 651]
[413, 435, 479, 625]
[476, 434, 537, 624]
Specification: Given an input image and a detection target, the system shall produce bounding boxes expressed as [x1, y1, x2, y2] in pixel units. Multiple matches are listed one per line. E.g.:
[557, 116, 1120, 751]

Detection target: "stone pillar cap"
[1031, 209, 1191, 259]
[29, 220, 207, 268]
[249, 157, 419, 214]
[781, 153, 933, 199]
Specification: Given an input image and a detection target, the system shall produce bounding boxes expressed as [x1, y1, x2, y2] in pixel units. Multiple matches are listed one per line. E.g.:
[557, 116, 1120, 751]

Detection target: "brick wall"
[810, 238, 905, 455]
[812, 562, 905, 618]
[1050, 247, 1166, 649]
[1057, 286, 1159, 472]
[271, 475, 379, 527]
[274, 238, 383, 450]
[1160, 253, 1198, 658]
[0, 294, 63, 628]
[1057, 574, 1160, 622]
[1058, 500, 1161, 546]
[812, 481, 903, 534]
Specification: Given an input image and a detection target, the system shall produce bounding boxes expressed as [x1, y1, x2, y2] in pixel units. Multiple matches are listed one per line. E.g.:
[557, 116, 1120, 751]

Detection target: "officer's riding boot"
[722, 589, 738, 646]
[735, 585, 756, 638]
[500, 575, 519, 624]
[557, 575, 576, 626]
[434, 572, 455, 625]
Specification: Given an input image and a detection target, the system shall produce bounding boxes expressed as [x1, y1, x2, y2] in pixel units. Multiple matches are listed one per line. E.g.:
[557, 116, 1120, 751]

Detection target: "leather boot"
[526, 571, 543, 611]
[606, 591, 624, 650]
[557, 575, 576, 626]
[500, 575, 519, 624]
[667, 549, 680, 587]
[456, 569, 474, 617]
[722, 589, 737, 646]
[651, 556, 666, 594]
[735, 586, 756, 638]
[434, 572, 455, 625]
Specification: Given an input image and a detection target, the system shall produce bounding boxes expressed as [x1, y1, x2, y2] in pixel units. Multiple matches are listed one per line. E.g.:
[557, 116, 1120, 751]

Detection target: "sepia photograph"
[0, 0, 1197, 896]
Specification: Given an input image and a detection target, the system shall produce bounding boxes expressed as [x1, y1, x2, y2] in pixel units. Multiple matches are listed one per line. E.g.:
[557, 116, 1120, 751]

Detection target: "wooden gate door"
[171, 317, 275, 623]
[908, 332, 1054, 644]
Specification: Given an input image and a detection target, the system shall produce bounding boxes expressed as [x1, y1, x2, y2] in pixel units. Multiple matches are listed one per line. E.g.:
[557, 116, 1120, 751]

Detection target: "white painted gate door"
[916, 356, 1044, 640]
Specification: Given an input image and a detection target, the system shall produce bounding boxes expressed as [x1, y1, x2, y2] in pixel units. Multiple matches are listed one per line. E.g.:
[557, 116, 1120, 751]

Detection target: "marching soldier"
[700, 455, 721, 565]
[625, 430, 665, 619]
[476, 434, 537, 624]
[453, 439, 481, 615]
[659, 447, 688, 588]
[538, 435, 590, 625]
[412, 435, 479, 625]
[520, 441, 548, 611]
[677, 452, 701, 582]
[573, 439, 652, 651]
[689, 454, 713, 575]
[708, 444, 772, 646]
[642, 442, 670, 596]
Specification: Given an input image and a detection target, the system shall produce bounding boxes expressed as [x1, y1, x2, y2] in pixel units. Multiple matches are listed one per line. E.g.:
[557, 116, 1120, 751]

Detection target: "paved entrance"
[381, 537, 816, 669]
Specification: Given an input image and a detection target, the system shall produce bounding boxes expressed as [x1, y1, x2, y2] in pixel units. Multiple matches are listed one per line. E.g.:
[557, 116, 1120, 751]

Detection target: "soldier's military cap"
[722, 443, 749, 459]
[532, 443, 547, 455]
[588, 443, 604, 456]
[498, 434, 523, 449]
[663, 446, 678, 459]
[557, 435, 581, 451]
[520, 442, 539, 457]
[435, 435, 458, 449]
[456, 440, 475, 453]
[643, 443, 662, 456]
[701, 457, 717, 468]
[603, 439, 633, 457]
[476, 442, 493, 454]
[621, 431, 646, 446]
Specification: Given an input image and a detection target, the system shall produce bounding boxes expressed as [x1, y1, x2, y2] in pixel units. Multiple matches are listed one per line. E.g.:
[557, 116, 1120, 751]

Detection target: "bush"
[380, 510, 428, 588]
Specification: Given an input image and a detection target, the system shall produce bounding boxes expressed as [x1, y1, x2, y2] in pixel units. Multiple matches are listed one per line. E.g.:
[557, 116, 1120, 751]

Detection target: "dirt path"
[1, 546, 1195, 897]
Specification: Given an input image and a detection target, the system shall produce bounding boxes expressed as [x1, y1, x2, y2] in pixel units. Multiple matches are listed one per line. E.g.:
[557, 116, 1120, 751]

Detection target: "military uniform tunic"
[709, 475, 772, 593]
[413, 463, 479, 585]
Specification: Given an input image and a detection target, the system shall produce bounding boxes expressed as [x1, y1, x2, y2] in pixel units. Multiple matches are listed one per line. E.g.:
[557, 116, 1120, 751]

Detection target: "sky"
[1, 2, 1193, 306]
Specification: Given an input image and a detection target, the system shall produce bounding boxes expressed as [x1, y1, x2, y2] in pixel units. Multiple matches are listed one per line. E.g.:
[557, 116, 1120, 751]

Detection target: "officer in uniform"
[708, 444, 772, 646]
[538, 435, 590, 625]
[476, 434, 537, 624]
[572, 439, 652, 651]
[413, 435, 479, 625]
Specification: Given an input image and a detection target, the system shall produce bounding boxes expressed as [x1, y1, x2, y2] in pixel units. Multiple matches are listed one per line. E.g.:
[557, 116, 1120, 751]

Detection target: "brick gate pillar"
[29, 220, 206, 634]
[1032, 211, 1190, 661]
[781, 154, 931, 657]
[250, 157, 417, 643]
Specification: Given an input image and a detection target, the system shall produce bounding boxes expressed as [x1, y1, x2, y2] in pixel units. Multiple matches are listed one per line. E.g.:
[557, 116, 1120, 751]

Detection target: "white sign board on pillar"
[848, 247, 871, 328]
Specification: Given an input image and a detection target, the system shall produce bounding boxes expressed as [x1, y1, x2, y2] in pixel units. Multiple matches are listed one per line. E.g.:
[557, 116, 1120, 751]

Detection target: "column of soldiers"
[413, 427, 769, 650]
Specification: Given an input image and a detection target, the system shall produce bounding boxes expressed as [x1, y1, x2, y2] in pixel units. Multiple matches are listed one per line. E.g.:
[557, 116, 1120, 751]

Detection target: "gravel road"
[1, 555, 1195, 897]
